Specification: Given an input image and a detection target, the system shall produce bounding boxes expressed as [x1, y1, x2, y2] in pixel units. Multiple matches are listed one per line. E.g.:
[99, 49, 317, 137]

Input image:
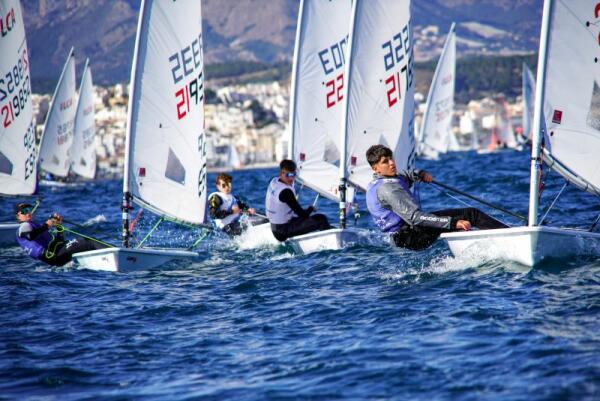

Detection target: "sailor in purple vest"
[365, 145, 507, 250]
[15, 202, 105, 266]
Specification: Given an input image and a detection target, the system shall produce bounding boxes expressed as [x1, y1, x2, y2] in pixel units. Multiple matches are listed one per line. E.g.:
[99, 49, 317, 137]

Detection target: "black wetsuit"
[372, 171, 508, 250]
[18, 221, 106, 267]
[270, 189, 331, 241]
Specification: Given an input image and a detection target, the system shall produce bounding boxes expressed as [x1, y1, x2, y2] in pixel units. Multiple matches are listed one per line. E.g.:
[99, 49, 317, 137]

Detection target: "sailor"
[208, 173, 266, 236]
[15, 202, 105, 266]
[265, 159, 331, 241]
[365, 145, 508, 250]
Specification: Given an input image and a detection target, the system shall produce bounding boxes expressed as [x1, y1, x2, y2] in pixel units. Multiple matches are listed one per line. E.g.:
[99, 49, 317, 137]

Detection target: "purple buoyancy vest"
[16, 222, 53, 259]
[366, 176, 415, 233]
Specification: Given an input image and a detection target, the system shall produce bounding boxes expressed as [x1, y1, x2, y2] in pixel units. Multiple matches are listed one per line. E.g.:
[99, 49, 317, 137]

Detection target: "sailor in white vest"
[265, 159, 331, 241]
[208, 173, 267, 236]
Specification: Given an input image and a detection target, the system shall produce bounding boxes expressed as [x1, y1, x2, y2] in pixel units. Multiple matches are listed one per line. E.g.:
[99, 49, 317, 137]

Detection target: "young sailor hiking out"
[208, 173, 267, 236]
[365, 145, 508, 250]
[266, 159, 331, 242]
[15, 202, 105, 266]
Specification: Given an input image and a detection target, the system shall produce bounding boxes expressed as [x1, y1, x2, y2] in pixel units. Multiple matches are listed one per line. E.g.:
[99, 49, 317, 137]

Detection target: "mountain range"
[21, 0, 542, 88]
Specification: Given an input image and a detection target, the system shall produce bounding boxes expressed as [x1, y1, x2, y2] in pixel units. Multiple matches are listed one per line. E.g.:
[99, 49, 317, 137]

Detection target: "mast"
[287, 0, 305, 163]
[338, 0, 360, 229]
[528, 0, 552, 226]
[121, 0, 147, 247]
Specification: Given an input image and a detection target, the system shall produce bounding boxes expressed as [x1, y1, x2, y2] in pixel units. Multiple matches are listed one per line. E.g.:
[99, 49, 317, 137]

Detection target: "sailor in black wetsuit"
[15, 203, 105, 266]
[365, 145, 508, 250]
[265, 160, 331, 241]
[208, 173, 267, 236]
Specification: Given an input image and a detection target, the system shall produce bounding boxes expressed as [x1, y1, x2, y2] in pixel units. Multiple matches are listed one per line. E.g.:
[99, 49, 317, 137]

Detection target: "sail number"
[319, 36, 348, 109]
[169, 33, 204, 121]
[23, 121, 36, 180]
[1, 49, 31, 128]
[382, 23, 413, 108]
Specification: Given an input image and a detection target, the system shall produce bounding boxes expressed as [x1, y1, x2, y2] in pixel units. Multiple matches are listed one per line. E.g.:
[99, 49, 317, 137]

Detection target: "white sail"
[522, 63, 535, 141]
[0, 0, 36, 195]
[343, 0, 415, 191]
[289, 0, 352, 201]
[495, 96, 518, 148]
[71, 59, 96, 179]
[226, 143, 241, 169]
[540, 0, 600, 196]
[419, 23, 456, 155]
[125, 0, 207, 225]
[38, 48, 76, 178]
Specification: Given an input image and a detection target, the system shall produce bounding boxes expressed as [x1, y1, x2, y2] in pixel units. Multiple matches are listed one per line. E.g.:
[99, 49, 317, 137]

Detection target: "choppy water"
[1, 150, 600, 400]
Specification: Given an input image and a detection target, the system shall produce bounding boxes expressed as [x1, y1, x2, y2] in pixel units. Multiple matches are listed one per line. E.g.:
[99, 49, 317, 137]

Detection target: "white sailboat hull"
[441, 226, 600, 266]
[73, 247, 199, 272]
[0, 223, 18, 247]
[286, 227, 371, 255]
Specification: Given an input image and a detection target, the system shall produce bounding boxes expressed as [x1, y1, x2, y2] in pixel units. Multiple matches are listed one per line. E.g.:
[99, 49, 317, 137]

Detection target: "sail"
[125, 0, 207, 225]
[289, 0, 352, 201]
[0, 0, 36, 195]
[537, 0, 600, 196]
[419, 23, 456, 155]
[71, 59, 96, 179]
[495, 96, 518, 147]
[522, 63, 535, 141]
[226, 143, 241, 169]
[38, 48, 76, 178]
[342, 0, 415, 191]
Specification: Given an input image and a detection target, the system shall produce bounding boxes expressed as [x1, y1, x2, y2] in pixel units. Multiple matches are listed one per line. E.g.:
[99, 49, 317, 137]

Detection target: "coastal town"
[29, 79, 527, 177]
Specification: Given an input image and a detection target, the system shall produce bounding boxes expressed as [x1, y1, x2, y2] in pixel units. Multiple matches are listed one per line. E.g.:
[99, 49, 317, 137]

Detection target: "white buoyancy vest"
[209, 192, 237, 213]
[209, 192, 239, 228]
[265, 177, 297, 224]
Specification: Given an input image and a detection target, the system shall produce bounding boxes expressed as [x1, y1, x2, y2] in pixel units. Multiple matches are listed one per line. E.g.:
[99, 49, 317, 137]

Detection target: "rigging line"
[54, 224, 116, 248]
[589, 213, 600, 232]
[431, 179, 527, 222]
[187, 229, 209, 250]
[539, 182, 568, 226]
[312, 193, 320, 208]
[137, 217, 164, 248]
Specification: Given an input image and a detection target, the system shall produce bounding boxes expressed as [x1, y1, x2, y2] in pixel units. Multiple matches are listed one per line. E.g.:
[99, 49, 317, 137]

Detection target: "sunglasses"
[285, 172, 297, 178]
[18, 207, 34, 215]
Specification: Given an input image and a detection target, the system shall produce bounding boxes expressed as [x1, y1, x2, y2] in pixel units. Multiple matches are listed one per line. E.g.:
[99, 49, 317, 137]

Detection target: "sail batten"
[0, 0, 36, 195]
[124, 0, 207, 225]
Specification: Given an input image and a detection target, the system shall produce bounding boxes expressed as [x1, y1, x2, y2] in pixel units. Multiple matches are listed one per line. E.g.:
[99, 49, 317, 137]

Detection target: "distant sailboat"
[521, 62, 536, 143]
[38, 48, 77, 182]
[70, 59, 97, 180]
[73, 0, 208, 271]
[418, 23, 457, 160]
[226, 143, 241, 170]
[443, 0, 600, 266]
[0, 0, 37, 245]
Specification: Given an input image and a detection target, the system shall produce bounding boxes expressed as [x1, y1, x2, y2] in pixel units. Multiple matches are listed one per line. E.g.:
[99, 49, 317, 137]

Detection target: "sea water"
[1, 150, 599, 400]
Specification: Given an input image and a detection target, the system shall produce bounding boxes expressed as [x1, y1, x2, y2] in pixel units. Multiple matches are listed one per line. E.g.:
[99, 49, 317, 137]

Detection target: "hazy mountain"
[21, 0, 542, 88]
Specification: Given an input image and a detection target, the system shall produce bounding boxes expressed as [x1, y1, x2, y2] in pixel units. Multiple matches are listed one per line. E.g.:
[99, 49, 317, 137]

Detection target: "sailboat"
[286, 0, 415, 254]
[442, 0, 600, 266]
[226, 142, 241, 170]
[0, 0, 37, 245]
[73, 0, 208, 271]
[70, 59, 97, 180]
[38, 48, 77, 184]
[521, 62, 536, 143]
[418, 23, 457, 160]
